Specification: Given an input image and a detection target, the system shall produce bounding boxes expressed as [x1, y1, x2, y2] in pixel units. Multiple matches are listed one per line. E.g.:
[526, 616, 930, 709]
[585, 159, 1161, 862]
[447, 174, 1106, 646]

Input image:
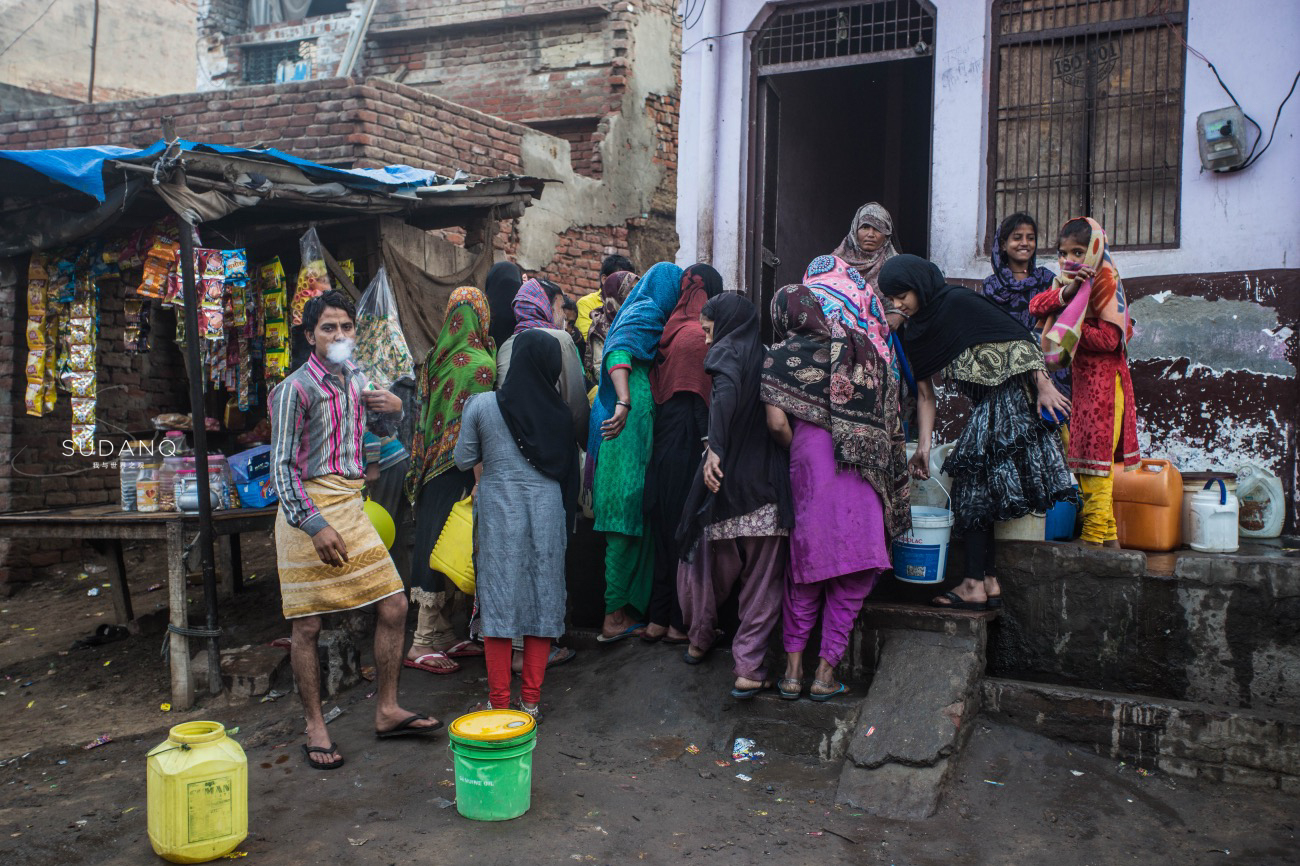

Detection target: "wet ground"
[0, 538, 1297, 865]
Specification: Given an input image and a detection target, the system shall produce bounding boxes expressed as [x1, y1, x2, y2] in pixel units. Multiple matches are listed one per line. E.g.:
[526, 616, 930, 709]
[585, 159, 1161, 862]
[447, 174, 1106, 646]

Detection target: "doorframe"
[743, 0, 938, 311]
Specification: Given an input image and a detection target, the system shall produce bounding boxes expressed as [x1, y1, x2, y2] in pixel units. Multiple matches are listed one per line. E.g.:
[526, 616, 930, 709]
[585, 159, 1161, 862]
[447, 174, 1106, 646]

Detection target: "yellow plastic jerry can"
[146, 721, 248, 863]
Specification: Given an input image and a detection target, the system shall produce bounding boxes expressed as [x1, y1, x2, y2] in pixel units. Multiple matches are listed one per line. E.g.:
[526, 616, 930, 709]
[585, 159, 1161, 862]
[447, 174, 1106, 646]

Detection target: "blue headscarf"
[586, 261, 685, 464]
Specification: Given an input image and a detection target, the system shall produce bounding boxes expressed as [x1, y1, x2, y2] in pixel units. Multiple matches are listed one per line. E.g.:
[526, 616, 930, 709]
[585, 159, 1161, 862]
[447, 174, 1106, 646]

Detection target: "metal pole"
[176, 185, 224, 697]
[88, 0, 99, 104]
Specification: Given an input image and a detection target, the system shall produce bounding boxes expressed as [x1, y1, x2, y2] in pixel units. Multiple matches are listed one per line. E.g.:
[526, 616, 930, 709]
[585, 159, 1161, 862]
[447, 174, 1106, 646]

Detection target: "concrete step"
[982, 677, 1300, 792]
[730, 688, 863, 762]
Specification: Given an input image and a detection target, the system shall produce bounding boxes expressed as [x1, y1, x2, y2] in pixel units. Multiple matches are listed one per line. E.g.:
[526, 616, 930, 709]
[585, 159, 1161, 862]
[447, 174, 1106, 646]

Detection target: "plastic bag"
[353, 266, 414, 388]
[290, 228, 332, 326]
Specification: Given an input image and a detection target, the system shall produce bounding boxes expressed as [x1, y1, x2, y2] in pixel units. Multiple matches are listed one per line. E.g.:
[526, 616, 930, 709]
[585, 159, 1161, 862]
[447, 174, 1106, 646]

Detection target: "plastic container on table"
[136, 464, 162, 513]
[158, 456, 185, 512]
[162, 430, 190, 456]
[146, 720, 247, 863]
[1112, 459, 1183, 551]
[236, 478, 278, 508]
[228, 445, 272, 484]
[119, 440, 153, 511]
[449, 709, 538, 822]
[1188, 479, 1240, 553]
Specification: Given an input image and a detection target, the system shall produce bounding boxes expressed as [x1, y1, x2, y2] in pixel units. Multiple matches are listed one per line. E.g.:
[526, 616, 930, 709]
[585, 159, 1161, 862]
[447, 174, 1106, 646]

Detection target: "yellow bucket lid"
[449, 709, 535, 742]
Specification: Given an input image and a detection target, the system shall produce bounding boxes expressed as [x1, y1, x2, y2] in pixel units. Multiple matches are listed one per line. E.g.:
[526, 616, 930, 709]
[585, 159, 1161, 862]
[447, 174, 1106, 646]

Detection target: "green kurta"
[593, 350, 656, 615]
[592, 351, 656, 536]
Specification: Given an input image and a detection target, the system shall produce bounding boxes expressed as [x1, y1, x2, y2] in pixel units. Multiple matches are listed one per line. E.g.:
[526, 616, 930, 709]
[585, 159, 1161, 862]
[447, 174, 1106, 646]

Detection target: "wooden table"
[0, 504, 278, 709]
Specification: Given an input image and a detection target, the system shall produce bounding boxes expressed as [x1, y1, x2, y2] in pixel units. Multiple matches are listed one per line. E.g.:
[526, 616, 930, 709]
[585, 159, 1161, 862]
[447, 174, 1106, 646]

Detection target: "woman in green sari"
[402, 287, 497, 673]
[587, 262, 684, 641]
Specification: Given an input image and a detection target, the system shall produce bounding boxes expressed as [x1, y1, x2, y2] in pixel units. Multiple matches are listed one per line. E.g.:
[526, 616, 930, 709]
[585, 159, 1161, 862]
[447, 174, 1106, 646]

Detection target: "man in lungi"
[271, 291, 441, 770]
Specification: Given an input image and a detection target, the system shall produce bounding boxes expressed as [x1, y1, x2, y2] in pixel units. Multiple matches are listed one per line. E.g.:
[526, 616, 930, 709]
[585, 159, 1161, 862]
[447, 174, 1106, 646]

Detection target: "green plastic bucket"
[448, 710, 537, 822]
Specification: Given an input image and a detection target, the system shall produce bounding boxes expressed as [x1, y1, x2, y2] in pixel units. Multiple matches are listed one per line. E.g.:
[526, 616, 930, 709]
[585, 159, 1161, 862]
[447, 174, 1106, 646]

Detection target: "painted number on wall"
[1052, 40, 1120, 86]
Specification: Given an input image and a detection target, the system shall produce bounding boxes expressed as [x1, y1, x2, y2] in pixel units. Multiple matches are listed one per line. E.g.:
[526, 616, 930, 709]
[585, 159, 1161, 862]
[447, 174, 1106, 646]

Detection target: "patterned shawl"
[511, 278, 555, 335]
[403, 287, 497, 503]
[1042, 217, 1132, 370]
[586, 262, 684, 463]
[761, 283, 910, 541]
[802, 255, 894, 366]
[648, 263, 723, 405]
[831, 202, 899, 289]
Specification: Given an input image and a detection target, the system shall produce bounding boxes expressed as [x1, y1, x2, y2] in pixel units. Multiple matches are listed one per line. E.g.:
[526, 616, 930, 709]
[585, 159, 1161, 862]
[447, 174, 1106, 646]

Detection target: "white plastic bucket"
[1235, 463, 1284, 538]
[893, 477, 955, 584]
[1189, 479, 1240, 553]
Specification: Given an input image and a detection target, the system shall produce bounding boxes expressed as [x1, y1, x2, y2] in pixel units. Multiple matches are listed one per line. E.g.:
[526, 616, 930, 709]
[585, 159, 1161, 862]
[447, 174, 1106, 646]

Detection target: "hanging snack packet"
[198, 248, 225, 279]
[290, 228, 332, 326]
[353, 266, 414, 388]
[223, 249, 249, 280]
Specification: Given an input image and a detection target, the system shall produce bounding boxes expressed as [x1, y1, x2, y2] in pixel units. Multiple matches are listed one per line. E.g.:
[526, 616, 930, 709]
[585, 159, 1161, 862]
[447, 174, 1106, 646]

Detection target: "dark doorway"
[750, 56, 933, 338]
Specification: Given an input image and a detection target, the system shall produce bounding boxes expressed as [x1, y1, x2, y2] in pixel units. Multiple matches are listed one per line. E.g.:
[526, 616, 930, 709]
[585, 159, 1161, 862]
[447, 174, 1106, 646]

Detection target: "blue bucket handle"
[1202, 478, 1227, 505]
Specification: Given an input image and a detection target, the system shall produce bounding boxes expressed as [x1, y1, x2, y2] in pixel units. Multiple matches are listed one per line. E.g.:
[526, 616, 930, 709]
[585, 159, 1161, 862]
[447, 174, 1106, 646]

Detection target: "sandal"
[301, 742, 344, 770]
[402, 652, 460, 675]
[730, 680, 774, 700]
[443, 640, 484, 658]
[512, 699, 543, 724]
[929, 590, 987, 611]
[375, 714, 444, 739]
[808, 680, 849, 702]
[777, 678, 803, 700]
[682, 646, 710, 666]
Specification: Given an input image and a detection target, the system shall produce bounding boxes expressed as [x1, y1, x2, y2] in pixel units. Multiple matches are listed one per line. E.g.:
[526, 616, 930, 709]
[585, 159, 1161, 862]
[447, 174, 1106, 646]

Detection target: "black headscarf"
[496, 329, 580, 528]
[877, 254, 1034, 381]
[485, 261, 523, 348]
[676, 293, 792, 560]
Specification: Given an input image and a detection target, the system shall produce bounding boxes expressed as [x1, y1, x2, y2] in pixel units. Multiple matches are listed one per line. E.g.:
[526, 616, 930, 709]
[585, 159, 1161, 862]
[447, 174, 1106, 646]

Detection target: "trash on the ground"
[83, 734, 112, 750]
[57, 759, 67, 765]
[347, 837, 369, 846]
[685, 743, 700, 755]
[753, 810, 768, 816]
[146, 583, 163, 593]
[714, 759, 730, 767]
[438, 779, 454, 787]
[360, 666, 376, 681]
[103, 660, 111, 667]
[86, 564, 107, 574]
[864, 726, 876, 737]
[220, 853, 248, 860]
[160, 703, 171, 712]
[121, 807, 135, 814]
[260, 690, 288, 703]
[76, 573, 89, 581]
[322, 706, 343, 724]
[87, 588, 100, 597]
[74, 819, 87, 827]
[732, 737, 765, 762]
[26, 700, 34, 709]
[432, 797, 454, 809]
[983, 779, 1004, 786]
[807, 831, 824, 837]
[1137, 767, 1153, 777]
[247, 573, 258, 582]
[1070, 770, 1084, 777]
[735, 773, 752, 782]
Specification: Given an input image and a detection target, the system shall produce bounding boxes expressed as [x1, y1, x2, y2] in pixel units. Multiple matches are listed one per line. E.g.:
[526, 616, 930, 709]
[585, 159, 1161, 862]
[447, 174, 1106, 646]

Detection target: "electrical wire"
[684, 0, 708, 31]
[682, 27, 761, 55]
[1160, 10, 1298, 172]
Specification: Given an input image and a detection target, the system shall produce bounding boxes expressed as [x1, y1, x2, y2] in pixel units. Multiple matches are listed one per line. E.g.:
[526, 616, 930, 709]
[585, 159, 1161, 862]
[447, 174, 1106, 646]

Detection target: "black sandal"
[929, 591, 987, 611]
[302, 743, 344, 770]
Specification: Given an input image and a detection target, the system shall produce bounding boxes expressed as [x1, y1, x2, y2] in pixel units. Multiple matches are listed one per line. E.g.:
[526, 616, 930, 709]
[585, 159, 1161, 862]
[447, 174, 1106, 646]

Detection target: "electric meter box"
[1197, 106, 1248, 171]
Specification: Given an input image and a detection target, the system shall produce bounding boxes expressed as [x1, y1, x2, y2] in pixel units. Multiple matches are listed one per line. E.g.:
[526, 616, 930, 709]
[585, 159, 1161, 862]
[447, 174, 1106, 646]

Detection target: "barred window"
[989, 0, 1186, 250]
[242, 40, 318, 85]
[754, 0, 935, 74]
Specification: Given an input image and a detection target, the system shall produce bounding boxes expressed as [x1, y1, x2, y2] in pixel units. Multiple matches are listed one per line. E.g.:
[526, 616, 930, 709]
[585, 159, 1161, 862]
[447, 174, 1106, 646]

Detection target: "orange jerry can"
[1112, 459, 1183, 551]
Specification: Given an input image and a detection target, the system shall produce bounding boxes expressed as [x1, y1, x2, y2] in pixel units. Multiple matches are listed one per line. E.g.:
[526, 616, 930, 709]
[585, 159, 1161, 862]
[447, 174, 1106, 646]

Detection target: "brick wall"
[0, 78, 525, 180]
[371, 0, 605, 33]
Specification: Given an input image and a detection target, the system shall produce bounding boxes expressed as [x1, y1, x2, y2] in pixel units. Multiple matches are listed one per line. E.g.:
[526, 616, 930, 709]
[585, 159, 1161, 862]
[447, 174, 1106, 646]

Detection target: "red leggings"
[483, 636, 550, 708]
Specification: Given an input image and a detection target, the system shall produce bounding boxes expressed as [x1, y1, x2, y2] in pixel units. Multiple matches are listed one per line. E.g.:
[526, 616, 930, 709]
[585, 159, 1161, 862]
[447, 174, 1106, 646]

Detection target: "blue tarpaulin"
[0, 139, 447, 203]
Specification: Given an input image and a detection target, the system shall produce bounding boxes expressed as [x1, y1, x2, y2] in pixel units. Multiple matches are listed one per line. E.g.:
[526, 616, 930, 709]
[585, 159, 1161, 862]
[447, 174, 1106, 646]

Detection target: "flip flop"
[596, 623, 646, 643]
[301, 743, 345, 770]
[777, 678, 803, 700]
[403, 652, 460, 675]
[808, 681, 849, 702]
[730, 680, 774, 700]
[443, 640, 484, 658]
[985, 595, 1004, 610]
[547, 645, 577, 668]
[929, 591, 988, 611]
[682, 646, 710, 666]
[375, 714, 444, 739]
[268, 637, 292, 650]
[661, 636, 690, 645]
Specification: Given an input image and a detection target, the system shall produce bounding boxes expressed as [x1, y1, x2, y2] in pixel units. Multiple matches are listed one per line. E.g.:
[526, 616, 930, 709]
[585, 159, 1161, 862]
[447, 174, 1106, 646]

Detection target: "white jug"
[1235, 463, 1284, 538]
[1188, 479, 1239, 553]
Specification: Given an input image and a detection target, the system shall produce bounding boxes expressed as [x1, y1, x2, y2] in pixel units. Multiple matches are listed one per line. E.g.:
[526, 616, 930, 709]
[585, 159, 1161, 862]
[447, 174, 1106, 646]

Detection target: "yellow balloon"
[363, 499, 396, 550]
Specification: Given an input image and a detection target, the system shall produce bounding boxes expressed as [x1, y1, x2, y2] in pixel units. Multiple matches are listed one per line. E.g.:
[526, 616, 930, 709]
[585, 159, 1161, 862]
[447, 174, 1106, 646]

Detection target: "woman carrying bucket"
[760, 257, 910, 701]
[877, 255, 1076, 610]
[453, 330, 581, 721]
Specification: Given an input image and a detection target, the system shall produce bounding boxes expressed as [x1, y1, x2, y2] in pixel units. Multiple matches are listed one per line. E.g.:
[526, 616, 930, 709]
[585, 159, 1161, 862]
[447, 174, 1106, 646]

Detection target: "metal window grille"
[989, 0, 1186, 250]
[242, 40, 318, 85]
[755, 0, 935, 74]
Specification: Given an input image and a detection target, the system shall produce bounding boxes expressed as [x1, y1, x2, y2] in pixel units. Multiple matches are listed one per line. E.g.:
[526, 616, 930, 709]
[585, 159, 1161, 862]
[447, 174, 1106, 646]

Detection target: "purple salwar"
[677, 534, 788, 681]
[782, 420, 891, 665]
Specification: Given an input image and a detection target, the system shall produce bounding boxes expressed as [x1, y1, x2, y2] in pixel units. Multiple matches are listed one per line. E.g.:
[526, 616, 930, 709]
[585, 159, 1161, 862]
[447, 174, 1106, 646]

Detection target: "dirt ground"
[1, 538, 1297, 866]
